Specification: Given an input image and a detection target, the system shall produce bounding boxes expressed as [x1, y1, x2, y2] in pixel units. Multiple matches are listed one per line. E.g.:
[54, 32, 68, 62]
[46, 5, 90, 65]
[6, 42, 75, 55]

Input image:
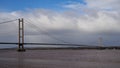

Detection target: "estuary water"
[0, 49, 120, 68]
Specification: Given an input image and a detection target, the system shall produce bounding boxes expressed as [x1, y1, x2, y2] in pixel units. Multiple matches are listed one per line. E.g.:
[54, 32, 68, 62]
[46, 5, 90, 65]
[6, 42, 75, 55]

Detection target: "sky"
[0, 0, 120, 48]
[0, 0, 85, 11]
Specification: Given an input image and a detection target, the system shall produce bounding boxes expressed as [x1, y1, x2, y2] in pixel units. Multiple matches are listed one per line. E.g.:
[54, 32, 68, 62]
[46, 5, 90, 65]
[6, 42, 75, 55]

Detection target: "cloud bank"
[0, 0, 120, 46]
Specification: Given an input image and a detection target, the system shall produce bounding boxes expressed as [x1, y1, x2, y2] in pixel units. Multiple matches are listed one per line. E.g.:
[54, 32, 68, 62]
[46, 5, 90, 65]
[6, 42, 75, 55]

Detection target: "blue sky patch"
[0, 0, 86, 11]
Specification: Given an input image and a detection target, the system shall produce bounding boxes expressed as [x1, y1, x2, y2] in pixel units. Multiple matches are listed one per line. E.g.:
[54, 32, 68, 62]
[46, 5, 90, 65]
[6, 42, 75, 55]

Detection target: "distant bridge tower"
[17, 18, 26, 52]
[98, 37, 103, 47]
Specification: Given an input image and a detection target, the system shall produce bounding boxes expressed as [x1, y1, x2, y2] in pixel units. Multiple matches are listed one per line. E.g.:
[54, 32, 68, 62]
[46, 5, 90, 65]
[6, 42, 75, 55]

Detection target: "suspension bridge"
[0, 18, 120, 51]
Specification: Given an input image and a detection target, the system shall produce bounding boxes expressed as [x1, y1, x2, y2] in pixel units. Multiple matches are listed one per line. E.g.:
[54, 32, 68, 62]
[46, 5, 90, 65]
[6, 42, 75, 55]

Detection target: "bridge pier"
[17, 18, 26, 52]
[17, 44, 26, 52]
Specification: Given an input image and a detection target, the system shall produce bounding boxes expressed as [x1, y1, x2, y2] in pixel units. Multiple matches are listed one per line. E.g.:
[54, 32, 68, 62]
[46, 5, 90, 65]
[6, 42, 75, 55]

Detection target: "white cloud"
[77, 11, 120, 32]
[85, 0, 120, 10]
[64, 0, 120, 10]
[63, 2, 85, 9]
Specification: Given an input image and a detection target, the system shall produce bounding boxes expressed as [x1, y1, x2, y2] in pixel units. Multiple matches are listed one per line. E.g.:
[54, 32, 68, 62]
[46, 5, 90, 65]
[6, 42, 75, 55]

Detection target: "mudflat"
[0, 49, 120, 68]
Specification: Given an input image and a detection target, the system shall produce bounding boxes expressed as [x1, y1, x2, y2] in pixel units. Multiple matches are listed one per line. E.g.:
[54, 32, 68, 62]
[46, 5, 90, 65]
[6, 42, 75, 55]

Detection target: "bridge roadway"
[0, 42, 91, 46]
[1, 42, 120, 49]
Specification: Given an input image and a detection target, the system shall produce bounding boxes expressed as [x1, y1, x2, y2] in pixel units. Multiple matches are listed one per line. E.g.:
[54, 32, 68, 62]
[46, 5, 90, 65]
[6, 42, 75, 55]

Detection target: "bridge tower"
[98, 37, 103, 47]
[17, 18, 26, 52]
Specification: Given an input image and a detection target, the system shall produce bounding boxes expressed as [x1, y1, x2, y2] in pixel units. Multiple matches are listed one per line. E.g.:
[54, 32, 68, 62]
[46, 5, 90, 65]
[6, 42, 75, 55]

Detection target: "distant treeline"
[0, 46, 120, 50]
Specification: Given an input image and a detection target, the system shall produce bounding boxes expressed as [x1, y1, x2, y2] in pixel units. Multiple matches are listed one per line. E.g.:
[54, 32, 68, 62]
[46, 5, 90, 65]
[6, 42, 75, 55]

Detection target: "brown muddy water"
[0, 49, 120, 68]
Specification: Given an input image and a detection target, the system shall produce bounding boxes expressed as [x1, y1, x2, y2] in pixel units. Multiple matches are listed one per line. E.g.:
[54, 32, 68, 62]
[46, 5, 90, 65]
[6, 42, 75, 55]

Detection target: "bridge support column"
[98, 37, 103, 47]
[17, 18, 26, 52]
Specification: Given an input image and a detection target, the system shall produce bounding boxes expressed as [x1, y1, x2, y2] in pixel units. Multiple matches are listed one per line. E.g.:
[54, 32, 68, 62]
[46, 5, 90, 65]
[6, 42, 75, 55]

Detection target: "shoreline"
[0, 46, 120, 50]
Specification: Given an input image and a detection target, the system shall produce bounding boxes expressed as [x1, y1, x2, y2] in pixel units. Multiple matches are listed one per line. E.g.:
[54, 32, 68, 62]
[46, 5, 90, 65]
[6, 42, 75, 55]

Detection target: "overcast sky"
[0, 0, 120, 47]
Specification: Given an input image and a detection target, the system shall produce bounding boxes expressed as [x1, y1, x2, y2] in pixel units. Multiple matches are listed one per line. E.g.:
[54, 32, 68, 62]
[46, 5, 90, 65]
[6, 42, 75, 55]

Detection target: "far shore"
[0, 46, 120, 50]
